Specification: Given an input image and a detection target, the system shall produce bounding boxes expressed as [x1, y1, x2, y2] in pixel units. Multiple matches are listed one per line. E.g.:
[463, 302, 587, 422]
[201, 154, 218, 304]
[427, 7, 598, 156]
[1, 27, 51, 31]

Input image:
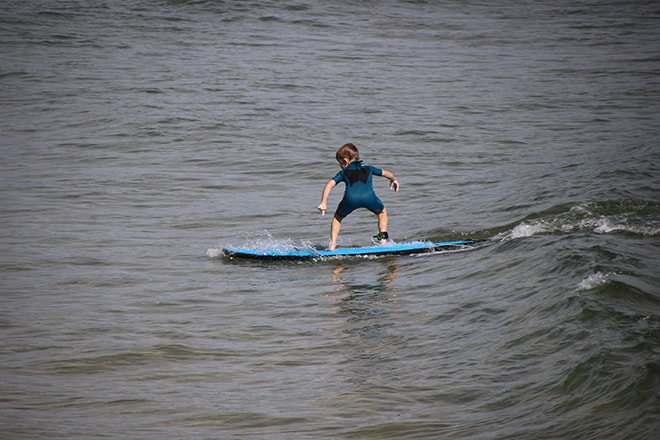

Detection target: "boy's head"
[336, 143, 360, 166]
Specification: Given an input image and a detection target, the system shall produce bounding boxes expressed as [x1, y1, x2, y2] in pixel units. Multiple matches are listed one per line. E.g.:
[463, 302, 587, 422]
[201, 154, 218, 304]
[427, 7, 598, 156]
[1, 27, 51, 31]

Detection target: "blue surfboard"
[222, 239, 478, 260]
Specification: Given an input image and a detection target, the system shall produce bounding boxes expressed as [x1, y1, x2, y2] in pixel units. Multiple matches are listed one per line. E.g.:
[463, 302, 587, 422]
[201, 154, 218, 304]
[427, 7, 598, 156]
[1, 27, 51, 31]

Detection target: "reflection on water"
[328, 260, 401, 336]
[321, 261, 404, 387]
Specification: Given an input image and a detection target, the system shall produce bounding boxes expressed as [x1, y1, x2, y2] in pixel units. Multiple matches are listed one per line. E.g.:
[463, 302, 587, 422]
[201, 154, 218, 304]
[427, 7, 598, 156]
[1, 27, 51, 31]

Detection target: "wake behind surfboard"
[222, 239, 479, 260]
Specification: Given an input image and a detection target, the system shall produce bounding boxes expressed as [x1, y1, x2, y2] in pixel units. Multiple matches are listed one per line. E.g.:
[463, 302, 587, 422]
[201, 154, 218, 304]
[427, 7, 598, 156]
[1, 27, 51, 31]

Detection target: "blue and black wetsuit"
[332, 160, 385, 219]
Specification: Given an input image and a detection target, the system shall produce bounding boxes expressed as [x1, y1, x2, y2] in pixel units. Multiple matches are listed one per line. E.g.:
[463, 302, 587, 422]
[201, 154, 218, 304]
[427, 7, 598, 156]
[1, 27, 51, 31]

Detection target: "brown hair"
[336, 143, 360, 163]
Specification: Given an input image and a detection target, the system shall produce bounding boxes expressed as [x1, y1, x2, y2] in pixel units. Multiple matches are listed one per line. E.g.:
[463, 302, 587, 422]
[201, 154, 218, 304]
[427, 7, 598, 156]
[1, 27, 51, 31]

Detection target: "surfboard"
[222, 239, 478, 260]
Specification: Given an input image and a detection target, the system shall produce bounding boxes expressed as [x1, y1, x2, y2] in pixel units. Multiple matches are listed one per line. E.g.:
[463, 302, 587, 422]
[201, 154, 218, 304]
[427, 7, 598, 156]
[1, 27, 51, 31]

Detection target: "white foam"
[511, 222, 547, 239]
[206, 248, 222, 258]
[577, 272, 612, 291]
[593, 217, 620, 234]
[592, 218, 659, 236]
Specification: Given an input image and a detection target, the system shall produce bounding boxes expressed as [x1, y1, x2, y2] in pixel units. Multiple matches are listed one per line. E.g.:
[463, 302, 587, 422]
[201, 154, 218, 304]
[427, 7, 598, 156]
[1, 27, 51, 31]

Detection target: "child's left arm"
[381, 170, 399, 192]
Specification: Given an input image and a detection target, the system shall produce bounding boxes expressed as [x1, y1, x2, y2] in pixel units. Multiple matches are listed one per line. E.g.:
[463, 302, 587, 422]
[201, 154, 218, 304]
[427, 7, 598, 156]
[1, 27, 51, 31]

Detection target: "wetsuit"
[332, 160, 385, 219]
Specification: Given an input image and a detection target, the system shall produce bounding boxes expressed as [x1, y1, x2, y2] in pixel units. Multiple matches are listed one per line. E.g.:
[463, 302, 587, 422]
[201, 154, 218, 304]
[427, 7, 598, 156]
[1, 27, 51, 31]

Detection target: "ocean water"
[1, 0, 659, 438]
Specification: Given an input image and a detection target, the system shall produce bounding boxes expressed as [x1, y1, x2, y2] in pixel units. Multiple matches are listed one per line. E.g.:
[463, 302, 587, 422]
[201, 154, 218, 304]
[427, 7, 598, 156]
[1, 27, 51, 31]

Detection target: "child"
[317, 143, 399, 250]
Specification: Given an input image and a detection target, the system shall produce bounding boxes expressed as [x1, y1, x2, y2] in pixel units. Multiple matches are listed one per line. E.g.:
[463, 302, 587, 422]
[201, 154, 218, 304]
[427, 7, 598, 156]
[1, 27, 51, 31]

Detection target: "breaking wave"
[500, 199, 659, 241]
[577, 271, 614, 291]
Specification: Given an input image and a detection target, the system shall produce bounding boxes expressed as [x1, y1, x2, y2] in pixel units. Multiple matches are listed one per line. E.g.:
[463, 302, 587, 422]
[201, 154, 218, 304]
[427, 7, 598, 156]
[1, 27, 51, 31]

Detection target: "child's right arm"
[317, 179, 337, 216]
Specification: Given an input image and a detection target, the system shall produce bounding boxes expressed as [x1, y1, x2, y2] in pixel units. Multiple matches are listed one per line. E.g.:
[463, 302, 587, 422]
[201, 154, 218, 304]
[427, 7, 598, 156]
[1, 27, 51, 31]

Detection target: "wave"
[493, 199, 660, 241]
[577, 271, 614, 291]
[417, 200, 659, 246]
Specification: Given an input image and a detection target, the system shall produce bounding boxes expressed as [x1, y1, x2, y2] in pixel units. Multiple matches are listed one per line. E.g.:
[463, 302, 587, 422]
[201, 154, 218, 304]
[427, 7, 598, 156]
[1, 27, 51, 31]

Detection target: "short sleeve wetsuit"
[332, 160, 385, 219]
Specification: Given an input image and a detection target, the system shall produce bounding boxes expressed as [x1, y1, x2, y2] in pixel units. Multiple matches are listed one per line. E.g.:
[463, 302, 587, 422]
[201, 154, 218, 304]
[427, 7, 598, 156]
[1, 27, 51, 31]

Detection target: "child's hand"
[390, 180, 399, 192]
[317, 203, 327, 216]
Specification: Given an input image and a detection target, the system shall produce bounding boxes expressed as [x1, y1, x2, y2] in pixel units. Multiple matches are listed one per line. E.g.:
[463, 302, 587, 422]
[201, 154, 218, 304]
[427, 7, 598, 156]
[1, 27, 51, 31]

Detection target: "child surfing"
[317, 143, 399, 250]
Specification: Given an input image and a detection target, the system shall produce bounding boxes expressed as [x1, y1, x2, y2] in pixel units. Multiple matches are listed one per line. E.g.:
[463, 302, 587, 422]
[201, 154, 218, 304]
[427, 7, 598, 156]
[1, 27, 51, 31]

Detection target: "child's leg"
[377, 209, 388, 244]
[329, 214, 342, 250]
